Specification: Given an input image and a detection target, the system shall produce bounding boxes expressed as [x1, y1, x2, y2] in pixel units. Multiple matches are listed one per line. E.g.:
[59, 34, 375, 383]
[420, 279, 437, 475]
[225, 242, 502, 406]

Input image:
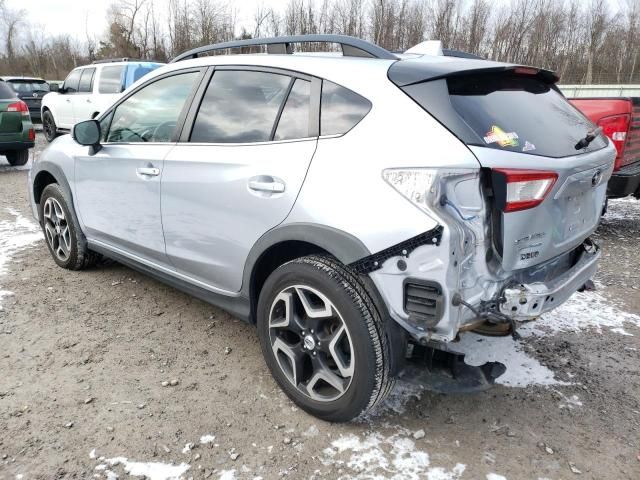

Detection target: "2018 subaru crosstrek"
[28, 35, 615, 422]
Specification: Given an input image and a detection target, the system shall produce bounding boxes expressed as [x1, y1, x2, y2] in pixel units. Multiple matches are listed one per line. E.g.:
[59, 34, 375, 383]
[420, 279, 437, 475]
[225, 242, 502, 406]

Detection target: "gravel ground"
[0, 134, 639, 480]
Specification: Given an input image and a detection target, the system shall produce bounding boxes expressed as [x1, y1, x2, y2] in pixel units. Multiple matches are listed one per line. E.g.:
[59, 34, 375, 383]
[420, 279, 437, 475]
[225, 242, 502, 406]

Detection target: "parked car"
[28, 35, 615, 421]
[569, 97, 640, 198]
[0, 76, 50, 121]
[41, 58, 164, 142]
[0, 80, 35, 166]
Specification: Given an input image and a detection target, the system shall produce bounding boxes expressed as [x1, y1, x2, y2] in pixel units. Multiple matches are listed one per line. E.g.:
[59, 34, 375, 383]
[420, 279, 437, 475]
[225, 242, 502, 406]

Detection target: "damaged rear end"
[374, 58, 616, 344]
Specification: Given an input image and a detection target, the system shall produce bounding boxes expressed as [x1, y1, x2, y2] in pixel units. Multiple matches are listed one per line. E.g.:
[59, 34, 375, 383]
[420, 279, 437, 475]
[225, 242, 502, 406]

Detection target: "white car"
[41, 59, 163, 142]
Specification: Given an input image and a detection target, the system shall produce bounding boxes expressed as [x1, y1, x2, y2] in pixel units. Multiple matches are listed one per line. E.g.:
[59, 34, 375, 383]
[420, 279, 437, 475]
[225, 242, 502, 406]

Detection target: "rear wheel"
[39, 184, 99, 270]
[257, 255, 394, 422]
[6, 149, 29, 166]
[42, 110, 59, 142]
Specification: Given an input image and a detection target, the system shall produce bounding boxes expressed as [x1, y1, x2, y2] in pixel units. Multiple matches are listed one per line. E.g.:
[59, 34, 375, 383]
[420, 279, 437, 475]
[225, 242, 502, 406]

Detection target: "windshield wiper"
[575, 127, 603, 150]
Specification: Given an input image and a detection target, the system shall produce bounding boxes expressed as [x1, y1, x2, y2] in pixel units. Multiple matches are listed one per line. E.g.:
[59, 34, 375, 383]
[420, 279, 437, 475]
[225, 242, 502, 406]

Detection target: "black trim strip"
[349, 226, 444, 274]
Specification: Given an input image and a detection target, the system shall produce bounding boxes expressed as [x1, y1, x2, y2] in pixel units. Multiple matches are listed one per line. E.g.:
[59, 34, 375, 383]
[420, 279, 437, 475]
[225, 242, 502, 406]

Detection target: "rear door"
[396, 67, 615, 271]
[72, 67, 97, 122]
[161, 67, 319, 292]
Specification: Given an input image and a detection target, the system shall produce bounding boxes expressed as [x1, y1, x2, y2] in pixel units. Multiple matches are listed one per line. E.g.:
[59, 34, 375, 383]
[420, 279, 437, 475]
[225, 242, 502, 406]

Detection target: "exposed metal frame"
[170, 34, 399, 63]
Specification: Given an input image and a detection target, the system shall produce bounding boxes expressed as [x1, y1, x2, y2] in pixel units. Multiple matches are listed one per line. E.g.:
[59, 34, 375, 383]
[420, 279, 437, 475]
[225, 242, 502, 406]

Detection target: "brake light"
[492, 169, 558, 213]
[597, 114, 630, 170]
[7, 100, 29, 116]
[513, 67, 538, 76]
[28, 128, 35, 141]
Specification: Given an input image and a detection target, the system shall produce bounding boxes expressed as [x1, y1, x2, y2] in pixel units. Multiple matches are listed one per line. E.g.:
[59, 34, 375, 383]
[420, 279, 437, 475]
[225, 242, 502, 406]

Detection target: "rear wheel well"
[250, 241, 330, 322]
[33, 171, 58, 206]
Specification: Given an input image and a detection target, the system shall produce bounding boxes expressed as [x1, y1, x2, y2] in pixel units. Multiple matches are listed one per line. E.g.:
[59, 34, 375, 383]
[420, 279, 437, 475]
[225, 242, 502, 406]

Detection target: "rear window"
[0, 81, 17, 99]
[7, 80, 49, 95]
[446, 73, 607, 158]
[99, 66, 125, 94]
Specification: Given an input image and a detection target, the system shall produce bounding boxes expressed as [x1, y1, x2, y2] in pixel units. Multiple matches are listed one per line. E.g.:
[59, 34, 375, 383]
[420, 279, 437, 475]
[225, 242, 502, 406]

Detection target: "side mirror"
[73, 120, 102, 153]
[49, 82, 60, 93]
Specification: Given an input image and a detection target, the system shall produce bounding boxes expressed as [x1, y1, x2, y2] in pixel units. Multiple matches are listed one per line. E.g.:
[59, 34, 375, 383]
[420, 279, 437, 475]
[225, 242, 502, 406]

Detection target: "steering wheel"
[152, 121, 177, 142]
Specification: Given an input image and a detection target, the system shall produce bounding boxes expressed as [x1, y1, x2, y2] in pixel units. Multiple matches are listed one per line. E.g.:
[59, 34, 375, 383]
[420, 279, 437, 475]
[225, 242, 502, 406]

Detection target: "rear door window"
[446, 73, 607, 158]
[79, 68, 96, 93]
[63, 69, 82, 93]
[190, 70, 291, 143]
[274, 79, 312, 140]
[320, 81, 371, 136]
[99, 66, 125, 94]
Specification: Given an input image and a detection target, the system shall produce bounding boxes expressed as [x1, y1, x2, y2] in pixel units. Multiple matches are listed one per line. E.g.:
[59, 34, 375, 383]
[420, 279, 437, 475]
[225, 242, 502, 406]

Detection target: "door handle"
[248, 179, 285, 193]
[66, 98, 71, 103]
[86, 99, 92, 103]
[136, 167, 160, 176]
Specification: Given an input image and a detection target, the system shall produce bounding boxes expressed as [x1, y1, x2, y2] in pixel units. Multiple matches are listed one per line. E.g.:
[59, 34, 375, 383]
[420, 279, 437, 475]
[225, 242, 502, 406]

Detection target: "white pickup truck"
[41, 58, 163, 142]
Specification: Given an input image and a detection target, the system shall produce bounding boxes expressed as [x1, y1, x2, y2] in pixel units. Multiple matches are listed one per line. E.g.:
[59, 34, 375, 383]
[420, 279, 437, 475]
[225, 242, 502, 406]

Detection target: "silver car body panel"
[28, 52, 616, 344]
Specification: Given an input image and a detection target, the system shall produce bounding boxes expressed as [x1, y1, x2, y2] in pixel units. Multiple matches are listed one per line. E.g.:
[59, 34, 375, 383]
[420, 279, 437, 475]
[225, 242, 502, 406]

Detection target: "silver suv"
[28, 35, 615, 422]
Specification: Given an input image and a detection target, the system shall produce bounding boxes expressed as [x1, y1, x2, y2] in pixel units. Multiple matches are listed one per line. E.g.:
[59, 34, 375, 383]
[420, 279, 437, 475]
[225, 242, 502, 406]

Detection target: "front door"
[74, 69, 203, 265]
[162, 69, 319, 292]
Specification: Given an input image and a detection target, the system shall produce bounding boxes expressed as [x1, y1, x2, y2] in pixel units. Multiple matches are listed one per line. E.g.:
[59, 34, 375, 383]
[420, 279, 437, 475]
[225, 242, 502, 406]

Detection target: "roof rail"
[170, 35, 399, 63]
[92, 58, 147, 64]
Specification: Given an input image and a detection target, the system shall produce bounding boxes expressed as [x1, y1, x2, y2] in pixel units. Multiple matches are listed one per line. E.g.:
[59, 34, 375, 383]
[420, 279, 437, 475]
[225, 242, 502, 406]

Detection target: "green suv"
[0, 80, 35, 166]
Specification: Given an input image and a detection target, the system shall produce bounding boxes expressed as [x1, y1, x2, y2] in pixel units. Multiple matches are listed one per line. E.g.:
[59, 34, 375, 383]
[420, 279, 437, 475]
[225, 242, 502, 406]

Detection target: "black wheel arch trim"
[241, 223, 371, 297]
[32, 162, 74, 222]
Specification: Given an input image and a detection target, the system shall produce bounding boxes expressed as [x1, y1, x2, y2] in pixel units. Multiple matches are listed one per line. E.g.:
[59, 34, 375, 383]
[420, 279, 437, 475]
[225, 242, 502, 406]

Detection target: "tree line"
[0, 0, 638, 84]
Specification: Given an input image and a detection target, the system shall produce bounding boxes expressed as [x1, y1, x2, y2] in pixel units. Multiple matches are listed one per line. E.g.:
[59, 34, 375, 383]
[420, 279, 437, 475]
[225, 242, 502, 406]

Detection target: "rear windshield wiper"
[575, 127, 603, 150]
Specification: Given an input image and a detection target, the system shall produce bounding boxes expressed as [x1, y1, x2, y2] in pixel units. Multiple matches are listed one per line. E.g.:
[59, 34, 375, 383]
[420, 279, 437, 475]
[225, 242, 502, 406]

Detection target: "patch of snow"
[199, 434, 216, 444]
[181, 443, 194, 454]
[455, 333, 565, 387]
[101, 456, 190, 480]
[535, 291, 640, 337]
[0, 208, 42, 309]
[302, 424, 320, 437]
[558, 392, 583, 409]
[455, 287, 640, 388]
[601, 196, 640, 221]
[90, 448, 97, 459]
[486, 474, 507, 480]
[218, 470, 236, 480]
[322, 431, 465, 480]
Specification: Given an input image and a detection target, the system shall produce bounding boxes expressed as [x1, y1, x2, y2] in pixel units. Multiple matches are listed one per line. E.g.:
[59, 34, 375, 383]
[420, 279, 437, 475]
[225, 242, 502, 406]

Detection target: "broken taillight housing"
[597, 114, 630, 170]
[7, 100, 29, 116]
[492, 169, 558, 213]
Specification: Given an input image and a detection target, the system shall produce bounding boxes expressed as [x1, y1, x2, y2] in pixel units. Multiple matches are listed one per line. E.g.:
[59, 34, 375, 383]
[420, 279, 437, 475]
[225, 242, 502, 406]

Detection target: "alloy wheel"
[268, 285, 355, 402]
[43, 197, 71, 262]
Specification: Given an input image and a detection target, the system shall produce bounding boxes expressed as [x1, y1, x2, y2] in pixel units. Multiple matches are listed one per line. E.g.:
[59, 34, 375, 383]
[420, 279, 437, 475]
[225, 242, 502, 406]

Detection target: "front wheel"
[39, 184, 100, 270]
[6, 149, 29, 166]
[257, 255, 394, 422]
[42, 110, 59, 142]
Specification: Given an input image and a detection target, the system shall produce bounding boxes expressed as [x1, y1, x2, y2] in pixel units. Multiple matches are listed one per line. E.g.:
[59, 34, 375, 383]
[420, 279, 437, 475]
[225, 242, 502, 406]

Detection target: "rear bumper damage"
[499, 239, 600, 320]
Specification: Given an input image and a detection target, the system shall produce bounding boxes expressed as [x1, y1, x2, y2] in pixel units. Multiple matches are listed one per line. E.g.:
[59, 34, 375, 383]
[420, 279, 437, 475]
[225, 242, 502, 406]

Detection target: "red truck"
[569, 97, 640, 198]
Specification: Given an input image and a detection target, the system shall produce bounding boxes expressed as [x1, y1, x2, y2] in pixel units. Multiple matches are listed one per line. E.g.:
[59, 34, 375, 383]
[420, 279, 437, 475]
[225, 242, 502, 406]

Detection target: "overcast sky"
[6, 0, 626, 42]
[6, 0, 293, 39]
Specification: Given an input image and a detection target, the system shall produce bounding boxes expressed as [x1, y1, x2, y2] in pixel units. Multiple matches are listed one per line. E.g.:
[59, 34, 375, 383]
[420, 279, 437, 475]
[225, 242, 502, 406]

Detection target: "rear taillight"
[28, 128, 35, 141]
[597, 114, 630, 170]
[7, 100, 29, 116]
[492, 169, 558, 213]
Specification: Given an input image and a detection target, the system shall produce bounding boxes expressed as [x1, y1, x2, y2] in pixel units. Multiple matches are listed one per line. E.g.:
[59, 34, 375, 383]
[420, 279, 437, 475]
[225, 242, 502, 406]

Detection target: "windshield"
[8, 80, 50, 95]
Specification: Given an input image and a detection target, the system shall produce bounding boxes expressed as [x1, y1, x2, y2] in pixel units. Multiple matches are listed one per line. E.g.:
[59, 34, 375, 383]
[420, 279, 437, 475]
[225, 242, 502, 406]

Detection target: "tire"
[6, 149, 29, 166]
[39, 184, 100, 270]
[42, 109, 59, 142]
[257, 255, 394, 422]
